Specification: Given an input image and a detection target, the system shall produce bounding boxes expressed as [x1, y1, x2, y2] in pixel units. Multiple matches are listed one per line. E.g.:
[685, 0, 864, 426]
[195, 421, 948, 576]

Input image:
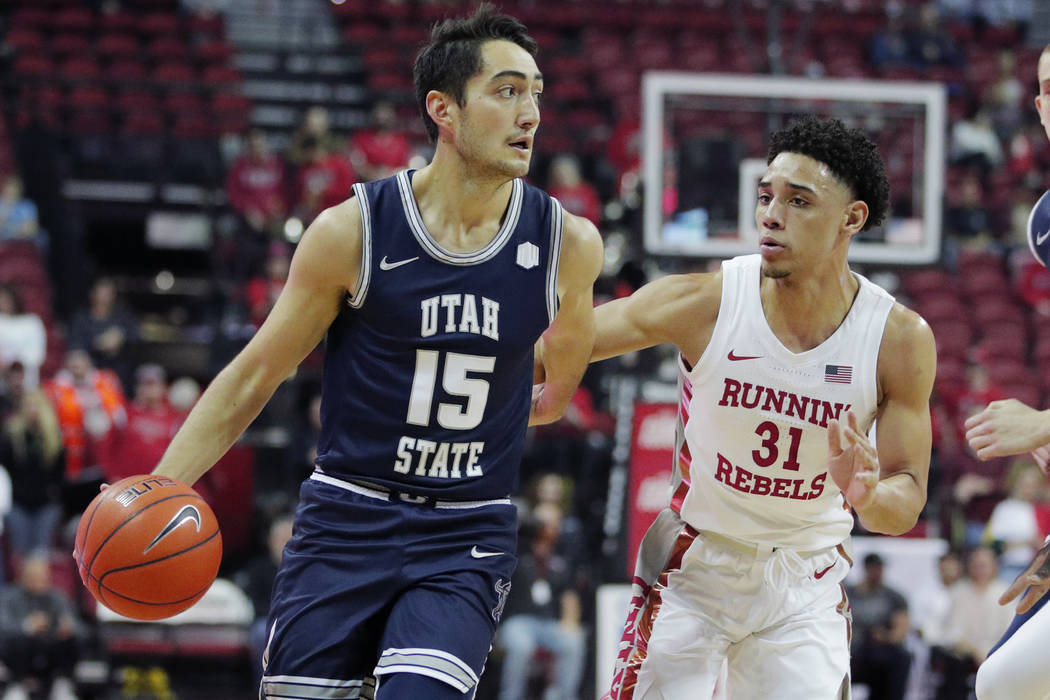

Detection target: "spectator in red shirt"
[349, 101, 415, 182]
[548, 155, 602, 226]
[293, 136, 356, 225]
[227, 129, 288, 238]
[106, 363, 182, 483]
[244, 242, 291, 329]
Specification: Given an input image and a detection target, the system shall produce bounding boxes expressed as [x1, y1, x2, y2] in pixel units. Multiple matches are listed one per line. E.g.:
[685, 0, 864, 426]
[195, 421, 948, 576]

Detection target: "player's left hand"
[1000, 538, 1050, 614]
[965, 399, 1050, 460]
[827, 410, 879, 510]
[1031, 443, 1050, 477]
[528, 383, 557, 426]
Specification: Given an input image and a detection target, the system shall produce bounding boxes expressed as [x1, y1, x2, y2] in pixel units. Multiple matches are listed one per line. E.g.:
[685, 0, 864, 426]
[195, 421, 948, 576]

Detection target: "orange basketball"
[74, 474, 222, 621]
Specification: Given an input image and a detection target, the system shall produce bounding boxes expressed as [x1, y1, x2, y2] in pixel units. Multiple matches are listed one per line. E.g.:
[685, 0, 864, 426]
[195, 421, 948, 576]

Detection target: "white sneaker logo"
[1037, 229, 1050, 246]
[470, 546, 503, 559]
[379, 256, 419, 271]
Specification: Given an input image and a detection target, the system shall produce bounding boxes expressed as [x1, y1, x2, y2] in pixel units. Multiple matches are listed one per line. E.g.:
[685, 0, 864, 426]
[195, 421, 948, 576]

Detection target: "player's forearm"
[536, 318, 594, 418]
[152, 358, 280, 485]
[853, 471, 926, 535]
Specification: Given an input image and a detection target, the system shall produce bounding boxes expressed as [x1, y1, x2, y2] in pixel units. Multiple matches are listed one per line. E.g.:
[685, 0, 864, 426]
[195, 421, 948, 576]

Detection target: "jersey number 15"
[406, 350, 494, 430]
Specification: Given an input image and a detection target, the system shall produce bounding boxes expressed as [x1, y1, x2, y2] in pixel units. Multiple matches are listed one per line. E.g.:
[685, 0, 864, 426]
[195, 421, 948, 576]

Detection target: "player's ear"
[843, 200, 868, 238]
[425, 90, 455, 136]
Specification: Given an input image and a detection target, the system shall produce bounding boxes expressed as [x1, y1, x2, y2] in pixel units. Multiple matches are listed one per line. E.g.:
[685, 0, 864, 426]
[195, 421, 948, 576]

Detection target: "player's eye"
[757, 193, 771, 204]
[498, 86, 515, 98]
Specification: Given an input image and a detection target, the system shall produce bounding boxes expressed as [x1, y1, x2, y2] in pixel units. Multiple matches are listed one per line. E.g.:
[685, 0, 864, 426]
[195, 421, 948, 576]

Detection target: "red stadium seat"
[139, 12, 181, 37]
[60, 56, 102, 82]
[97, 33, 142, 61]
[52, 6, 94, 33]
[68, 85, 110, 110]
[106, 60, 149, 83]
[12, 54, 55, 80]
[149, 36, 189, 62]
[5, 28, 45, 53]
[51, 33, 92, 57]
[152, 61, 196, 85]
[195, 39, 234, 66]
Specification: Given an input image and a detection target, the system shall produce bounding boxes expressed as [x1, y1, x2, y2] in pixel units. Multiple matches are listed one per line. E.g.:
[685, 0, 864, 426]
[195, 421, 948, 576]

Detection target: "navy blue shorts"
[260, 473, 518, 700]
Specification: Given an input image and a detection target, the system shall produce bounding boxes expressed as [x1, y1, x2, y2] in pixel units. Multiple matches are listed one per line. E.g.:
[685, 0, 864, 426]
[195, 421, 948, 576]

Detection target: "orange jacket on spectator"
[44, 369, 126, 478]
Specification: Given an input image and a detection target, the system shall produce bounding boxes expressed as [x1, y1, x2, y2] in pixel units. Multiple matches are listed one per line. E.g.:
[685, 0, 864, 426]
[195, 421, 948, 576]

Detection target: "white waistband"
[310, 471, 513, 510]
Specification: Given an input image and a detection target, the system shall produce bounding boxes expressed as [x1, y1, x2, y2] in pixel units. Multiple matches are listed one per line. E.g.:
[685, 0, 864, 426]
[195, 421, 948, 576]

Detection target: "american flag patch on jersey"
[824, 364, 853, 384]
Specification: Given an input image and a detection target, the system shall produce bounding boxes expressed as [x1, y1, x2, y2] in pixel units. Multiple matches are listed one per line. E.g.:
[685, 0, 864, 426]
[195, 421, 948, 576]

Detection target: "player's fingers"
[827, 419, 843, 455]
[1015, 582, 1050, 615]
[847, 410, 860, 435]
[963, 410, 988, 432]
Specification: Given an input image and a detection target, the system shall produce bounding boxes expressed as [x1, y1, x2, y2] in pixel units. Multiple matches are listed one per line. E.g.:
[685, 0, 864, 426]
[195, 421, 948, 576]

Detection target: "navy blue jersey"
[315, 170, 562, 500]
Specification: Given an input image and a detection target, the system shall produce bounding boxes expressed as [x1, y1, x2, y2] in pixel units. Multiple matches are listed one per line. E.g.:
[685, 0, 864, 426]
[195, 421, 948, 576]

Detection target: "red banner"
[626, 402, 678, 578]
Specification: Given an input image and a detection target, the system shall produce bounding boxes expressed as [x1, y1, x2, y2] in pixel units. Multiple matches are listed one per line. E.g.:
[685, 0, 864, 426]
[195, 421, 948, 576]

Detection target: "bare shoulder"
[882, 302, 936, 356]
[878, 302, 937, 396]
[292, 198, 363, 293]
[558, 210, 604, 285]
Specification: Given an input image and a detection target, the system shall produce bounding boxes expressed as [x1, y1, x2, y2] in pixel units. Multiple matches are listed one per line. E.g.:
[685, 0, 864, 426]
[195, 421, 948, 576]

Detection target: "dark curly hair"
[767, 116, 890, 231]
[413, 4, 537, 144]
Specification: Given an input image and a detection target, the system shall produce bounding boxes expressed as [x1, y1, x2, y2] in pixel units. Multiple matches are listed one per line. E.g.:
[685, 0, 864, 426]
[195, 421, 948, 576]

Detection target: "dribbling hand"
[827, 411, 880, 510]
[1000, 539, 1050, 614]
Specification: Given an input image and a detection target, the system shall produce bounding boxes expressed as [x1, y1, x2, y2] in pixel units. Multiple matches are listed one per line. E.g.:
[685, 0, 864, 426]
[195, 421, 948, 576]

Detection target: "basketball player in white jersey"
[962, 42, 1050, 700]
[588, 116, 936, 699]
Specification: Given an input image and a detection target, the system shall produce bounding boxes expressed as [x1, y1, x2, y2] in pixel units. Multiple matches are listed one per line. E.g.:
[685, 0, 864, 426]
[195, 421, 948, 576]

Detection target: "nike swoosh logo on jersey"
[813, 563, 835, 579]
[470, 546, 503, 559]
[379, 256, 419, 270]
[143, 505, 202, 554]
[1038, 229, 1050, 246]
[727, 350, 763, 361]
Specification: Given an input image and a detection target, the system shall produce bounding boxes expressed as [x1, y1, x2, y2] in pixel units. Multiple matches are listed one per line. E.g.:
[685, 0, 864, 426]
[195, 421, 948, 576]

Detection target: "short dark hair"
[413, 3, 537, 143]
[863, 552, 885, 567]
[767, 115, 890, 231]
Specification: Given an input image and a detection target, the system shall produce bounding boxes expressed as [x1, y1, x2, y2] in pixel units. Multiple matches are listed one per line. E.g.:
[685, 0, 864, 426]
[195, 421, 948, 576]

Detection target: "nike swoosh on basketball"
[143, 505, 202, 554]
[470, 546, 503, 559]
[813, 563, 835, 579]
[1038, 229, 1050, 246]
[727, 350, 763, 361]
[379, 256, 419, 271]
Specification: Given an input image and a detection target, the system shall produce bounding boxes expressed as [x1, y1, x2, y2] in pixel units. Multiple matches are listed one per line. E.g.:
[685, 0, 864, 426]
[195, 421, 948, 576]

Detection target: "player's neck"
[760, 263, 860, 352]
[411, 157, 515, 252]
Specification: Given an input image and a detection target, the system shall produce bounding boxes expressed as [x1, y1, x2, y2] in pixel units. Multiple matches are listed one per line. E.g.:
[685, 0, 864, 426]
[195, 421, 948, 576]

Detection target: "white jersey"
[672, 254, 894, 550]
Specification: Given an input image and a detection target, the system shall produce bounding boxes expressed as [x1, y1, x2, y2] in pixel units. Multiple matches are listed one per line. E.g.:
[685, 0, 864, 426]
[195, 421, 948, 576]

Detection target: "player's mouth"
[760, 235, 786, 259]
[508, 137, 531, 153]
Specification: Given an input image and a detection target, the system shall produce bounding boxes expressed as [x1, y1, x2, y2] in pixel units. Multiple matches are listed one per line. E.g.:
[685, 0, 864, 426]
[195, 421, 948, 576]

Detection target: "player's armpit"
[1000, 539, 1050, 614]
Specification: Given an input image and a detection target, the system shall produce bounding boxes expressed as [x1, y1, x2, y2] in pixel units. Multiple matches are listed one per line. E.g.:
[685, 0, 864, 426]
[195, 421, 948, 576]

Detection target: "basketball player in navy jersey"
[963, 42, 1050, 700]
[145, 6, 603, 699]
[574, 116, 936, 699]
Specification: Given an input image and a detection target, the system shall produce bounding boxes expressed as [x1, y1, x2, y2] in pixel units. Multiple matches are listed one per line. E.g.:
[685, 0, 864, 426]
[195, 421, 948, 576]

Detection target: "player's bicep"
[874, 308, 936, 486]
[237, 204, 360, 384]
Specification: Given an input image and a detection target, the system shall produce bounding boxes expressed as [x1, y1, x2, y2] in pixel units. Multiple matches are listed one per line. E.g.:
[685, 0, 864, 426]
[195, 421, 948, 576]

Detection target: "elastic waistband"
[310, 470, 513, 510]
[698, 529, 836, 560]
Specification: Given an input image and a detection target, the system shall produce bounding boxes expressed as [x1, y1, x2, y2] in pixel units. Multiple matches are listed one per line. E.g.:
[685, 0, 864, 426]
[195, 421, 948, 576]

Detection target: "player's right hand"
[999, 539, 1050, 614]
[1031, 443, 1050, 476]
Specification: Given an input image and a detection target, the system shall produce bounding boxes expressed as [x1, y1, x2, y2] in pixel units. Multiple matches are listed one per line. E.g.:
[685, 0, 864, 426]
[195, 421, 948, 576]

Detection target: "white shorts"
[606, 510, 852, 700]
[975, 595, 1050, 700]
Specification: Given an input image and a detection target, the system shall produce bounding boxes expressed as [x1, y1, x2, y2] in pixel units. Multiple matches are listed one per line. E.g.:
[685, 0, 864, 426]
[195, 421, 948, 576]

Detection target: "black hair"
[413, 3, 537, 143]
[767, 115, 890, 231]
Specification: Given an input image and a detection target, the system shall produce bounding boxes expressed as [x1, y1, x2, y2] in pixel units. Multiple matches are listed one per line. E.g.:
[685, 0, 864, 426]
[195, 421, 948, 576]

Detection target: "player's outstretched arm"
[529, 212, 603, 426]
[965, 399, 1050, 460]
[151, 201, 362, 485]
[828, 305, 935, 535]
[590, 271, 721, 364]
